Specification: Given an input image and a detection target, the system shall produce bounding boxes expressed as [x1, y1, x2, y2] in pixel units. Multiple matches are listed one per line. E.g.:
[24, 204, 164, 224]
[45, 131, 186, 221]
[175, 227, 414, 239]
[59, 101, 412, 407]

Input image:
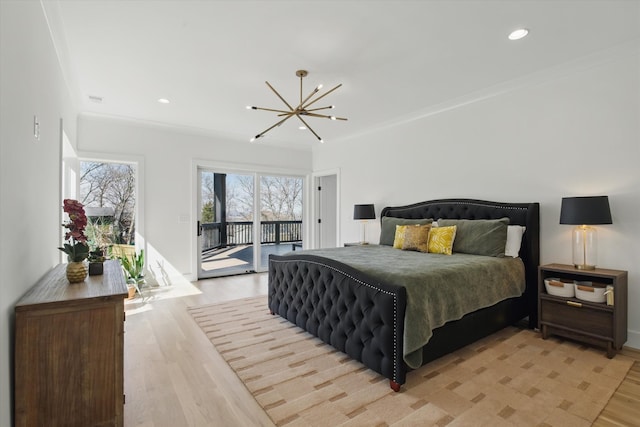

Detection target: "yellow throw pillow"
[428, 225, 457, 255]
[393, 225, 408, 249]
[402, 224, 432, 253]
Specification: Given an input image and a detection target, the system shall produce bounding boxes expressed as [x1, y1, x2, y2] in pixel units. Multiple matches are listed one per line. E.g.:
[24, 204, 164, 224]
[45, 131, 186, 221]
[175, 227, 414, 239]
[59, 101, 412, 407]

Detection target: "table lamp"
[560, 196, 612, 270]
[353, 204, 375, 245]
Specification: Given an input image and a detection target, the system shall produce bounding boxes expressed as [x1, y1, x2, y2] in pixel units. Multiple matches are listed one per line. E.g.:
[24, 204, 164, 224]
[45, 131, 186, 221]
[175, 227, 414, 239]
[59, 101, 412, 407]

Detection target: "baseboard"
[626, 329, 640, 348]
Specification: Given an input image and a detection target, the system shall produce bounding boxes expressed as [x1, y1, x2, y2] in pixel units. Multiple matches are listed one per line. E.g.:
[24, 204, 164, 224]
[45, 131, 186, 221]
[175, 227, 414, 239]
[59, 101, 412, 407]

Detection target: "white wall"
[0, 2, 78, 425]
[313, 49, 640, 349]
[77, 115, 312, 282]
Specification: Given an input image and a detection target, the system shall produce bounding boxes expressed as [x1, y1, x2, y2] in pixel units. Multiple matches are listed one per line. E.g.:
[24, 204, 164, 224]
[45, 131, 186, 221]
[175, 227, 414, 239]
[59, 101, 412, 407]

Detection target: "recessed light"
[508, 28, 529, 41]
[157, 98, 170, 104]
[298, 126, 307, 130]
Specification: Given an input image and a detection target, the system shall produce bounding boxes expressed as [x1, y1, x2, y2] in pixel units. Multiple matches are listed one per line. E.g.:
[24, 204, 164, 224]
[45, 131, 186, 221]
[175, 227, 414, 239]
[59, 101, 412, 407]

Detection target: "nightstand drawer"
[540, 299, 612, 337]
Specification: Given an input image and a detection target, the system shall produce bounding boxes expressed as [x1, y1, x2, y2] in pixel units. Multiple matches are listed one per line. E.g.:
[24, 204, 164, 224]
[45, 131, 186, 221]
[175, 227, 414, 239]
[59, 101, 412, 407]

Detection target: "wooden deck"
[200, 242, 299, 276]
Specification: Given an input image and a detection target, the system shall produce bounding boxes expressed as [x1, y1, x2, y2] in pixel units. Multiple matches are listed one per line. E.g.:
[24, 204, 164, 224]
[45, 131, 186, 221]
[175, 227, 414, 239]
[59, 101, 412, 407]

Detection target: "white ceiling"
[46, 0, 640, 149]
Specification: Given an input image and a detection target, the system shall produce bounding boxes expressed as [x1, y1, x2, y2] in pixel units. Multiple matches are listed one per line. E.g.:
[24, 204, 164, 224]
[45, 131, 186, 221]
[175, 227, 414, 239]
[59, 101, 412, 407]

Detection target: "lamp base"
[359, 221, 369, 246]
[572, 226, 598, 271]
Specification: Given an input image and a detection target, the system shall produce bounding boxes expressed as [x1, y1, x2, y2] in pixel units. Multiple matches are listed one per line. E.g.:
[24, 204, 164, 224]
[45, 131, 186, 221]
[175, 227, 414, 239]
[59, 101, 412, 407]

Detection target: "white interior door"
[315, 174, 338, 248]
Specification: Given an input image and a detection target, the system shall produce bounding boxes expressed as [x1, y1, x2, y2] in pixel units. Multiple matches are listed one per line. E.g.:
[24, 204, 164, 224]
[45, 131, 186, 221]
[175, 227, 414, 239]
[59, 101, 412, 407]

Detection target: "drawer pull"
[567, 301, 583, 308]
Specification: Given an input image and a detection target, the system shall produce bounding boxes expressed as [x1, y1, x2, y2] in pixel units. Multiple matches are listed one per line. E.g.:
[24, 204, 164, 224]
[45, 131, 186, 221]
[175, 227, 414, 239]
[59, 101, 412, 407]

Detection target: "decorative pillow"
[393, 225, 408, 249]
[379, 217, 433, 246]
[505, 225, 526, 258]
[401, 224, 432, 252]
[437, 218, 509, 257]
[428, 226, 457, 255]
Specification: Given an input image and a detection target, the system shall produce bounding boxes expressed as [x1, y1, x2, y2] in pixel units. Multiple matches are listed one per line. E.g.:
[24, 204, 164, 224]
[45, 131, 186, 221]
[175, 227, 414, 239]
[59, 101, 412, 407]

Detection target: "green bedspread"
[296, 246, 525, 369]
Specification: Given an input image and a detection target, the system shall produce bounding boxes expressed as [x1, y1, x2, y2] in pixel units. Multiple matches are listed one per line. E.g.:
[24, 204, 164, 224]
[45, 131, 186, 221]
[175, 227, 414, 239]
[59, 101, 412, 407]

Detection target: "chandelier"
[247, 70, 347, 143]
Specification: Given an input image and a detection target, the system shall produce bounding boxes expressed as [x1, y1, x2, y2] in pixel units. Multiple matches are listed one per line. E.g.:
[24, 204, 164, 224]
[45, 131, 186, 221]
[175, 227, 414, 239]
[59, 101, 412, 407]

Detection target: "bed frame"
[268, 199, 539, 391]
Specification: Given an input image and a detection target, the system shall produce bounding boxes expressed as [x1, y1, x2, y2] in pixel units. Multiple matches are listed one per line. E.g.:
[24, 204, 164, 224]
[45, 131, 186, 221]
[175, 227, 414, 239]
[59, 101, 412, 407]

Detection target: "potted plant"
[58, 199, 90, 283]
[119, 249, 145, 298]
[88, 247, 106, 276]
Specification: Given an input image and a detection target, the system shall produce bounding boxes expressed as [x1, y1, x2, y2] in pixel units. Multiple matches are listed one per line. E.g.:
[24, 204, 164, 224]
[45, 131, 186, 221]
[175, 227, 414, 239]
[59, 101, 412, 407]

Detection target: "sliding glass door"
[258, 175, 303, 271]
[197, 169, 304, 279]
[198, 170, 255, 278]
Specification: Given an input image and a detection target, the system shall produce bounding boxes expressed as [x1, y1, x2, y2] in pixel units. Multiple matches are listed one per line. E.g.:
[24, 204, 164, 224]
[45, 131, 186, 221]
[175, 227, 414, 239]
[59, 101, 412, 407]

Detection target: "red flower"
[59, 199, 90, 261]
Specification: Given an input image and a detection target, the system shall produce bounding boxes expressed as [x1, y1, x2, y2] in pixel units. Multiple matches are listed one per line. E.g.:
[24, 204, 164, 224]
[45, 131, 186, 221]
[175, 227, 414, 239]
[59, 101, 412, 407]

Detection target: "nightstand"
[538, 263, 627, 358]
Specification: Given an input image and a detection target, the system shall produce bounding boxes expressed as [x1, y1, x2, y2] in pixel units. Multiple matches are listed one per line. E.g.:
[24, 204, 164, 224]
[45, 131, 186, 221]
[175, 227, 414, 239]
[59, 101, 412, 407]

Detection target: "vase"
[66, 261, 88, 283]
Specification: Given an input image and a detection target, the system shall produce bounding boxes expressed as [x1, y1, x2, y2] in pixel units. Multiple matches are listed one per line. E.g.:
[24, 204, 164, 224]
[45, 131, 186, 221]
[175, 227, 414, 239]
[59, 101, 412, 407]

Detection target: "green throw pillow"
[436, 217, 509, 257]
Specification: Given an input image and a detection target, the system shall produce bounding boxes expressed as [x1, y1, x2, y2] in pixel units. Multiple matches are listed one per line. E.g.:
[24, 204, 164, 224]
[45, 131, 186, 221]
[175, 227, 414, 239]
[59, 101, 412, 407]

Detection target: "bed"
[268, 199, 540, 391]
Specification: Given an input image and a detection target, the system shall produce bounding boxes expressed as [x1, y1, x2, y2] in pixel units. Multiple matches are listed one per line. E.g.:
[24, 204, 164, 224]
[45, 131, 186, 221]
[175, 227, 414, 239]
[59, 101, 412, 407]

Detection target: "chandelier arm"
[302, 84, 342, 110]
[302, 112, 330, 118]
[304, 112, 348, 121]
[296, 116, 323, 142]
[265, 81, 294, 111]
[295, 87, 321, 112]
[252, 106, 293, 114]
[305, 106, 335, 112]
[254, 113, 296, 139]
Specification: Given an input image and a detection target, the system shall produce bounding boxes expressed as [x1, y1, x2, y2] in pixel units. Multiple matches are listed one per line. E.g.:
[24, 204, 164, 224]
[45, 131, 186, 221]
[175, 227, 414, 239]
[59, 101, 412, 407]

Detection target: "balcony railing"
[201, 220, 302, 252]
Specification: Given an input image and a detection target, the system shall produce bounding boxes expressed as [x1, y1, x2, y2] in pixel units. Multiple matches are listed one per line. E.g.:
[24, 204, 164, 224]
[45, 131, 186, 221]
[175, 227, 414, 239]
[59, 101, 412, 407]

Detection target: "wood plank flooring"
[124, 273, 275, 426]
[593, 353, 640, 427]
[124, 273, 640, 427]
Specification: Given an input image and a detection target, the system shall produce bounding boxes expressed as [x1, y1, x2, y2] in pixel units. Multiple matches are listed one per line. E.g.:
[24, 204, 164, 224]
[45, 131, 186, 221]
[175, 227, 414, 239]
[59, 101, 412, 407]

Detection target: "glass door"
[197, 169, 304, 277]
[198, 169, 255, 278]
[257, 175, 304, 271]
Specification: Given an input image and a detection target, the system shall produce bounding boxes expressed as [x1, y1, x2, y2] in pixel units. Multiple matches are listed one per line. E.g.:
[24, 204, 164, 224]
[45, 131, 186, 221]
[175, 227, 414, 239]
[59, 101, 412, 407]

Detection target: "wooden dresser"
[15, 260, 128, 427]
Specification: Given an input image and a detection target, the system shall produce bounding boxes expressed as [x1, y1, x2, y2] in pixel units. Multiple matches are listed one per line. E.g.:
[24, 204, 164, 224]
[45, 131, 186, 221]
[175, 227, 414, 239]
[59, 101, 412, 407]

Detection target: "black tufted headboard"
[380, 198, 540, 327]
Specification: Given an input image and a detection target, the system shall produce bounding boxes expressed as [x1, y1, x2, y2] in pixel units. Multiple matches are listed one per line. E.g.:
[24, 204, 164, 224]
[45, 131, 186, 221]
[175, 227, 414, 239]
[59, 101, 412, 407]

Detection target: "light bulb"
[508, 28, 529, 40]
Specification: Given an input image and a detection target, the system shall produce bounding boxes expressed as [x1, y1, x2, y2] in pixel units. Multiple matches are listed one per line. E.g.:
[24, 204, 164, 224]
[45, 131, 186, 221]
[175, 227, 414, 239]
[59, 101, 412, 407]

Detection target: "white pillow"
[505, 225, 526, 258]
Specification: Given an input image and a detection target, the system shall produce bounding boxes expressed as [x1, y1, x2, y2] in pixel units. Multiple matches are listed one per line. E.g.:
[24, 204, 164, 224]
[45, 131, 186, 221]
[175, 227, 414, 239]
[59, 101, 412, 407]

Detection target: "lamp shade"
[353, 204, 375, 220]
[560, 196, 612, 225]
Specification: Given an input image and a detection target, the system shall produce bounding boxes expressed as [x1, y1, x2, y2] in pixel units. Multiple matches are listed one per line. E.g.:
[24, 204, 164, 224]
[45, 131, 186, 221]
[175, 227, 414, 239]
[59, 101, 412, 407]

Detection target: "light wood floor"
[124, 273, 275, 426]
[593, 355, 640, 427]
[124, 274, 640, 427]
